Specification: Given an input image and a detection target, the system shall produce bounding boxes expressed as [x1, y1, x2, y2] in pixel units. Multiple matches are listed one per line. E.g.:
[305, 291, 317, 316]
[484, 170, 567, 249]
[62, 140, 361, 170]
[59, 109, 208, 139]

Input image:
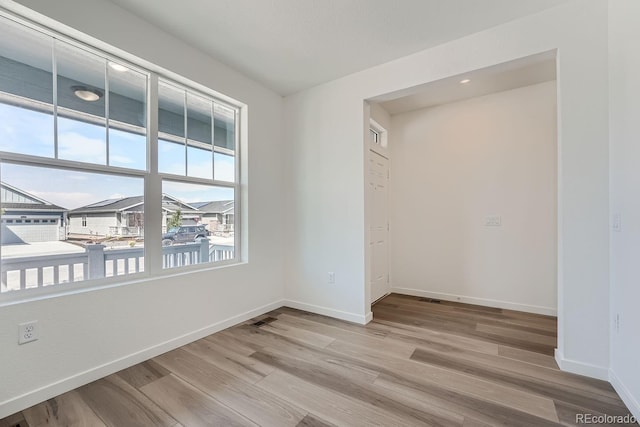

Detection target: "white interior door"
[369, 150, 390, 303]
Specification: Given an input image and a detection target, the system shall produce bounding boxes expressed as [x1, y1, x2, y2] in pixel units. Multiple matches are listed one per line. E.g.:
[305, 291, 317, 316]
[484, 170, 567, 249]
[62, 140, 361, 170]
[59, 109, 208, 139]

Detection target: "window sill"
[0, 259, 246, 307]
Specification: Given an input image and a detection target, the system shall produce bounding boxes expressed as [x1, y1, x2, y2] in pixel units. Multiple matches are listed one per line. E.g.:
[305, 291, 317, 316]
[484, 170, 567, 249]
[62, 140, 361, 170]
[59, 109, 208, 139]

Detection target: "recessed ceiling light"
[109, 62, 128, 72]
[72, 85, 103, 102]
[460, 79, 471, 84]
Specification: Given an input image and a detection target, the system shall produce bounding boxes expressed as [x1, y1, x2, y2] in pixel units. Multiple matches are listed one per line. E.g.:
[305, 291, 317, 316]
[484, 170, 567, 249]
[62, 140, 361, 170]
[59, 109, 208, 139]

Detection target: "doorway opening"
[365, 51, 558, 337]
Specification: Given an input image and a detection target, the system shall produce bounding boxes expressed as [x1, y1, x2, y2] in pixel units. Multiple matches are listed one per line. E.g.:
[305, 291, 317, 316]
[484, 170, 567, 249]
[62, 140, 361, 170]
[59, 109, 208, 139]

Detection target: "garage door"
[1, 219, 60, 244]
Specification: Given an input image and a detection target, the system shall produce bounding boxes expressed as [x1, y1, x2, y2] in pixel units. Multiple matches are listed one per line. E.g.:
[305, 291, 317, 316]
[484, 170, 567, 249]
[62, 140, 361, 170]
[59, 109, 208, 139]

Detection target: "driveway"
[2, 241, 86, 258]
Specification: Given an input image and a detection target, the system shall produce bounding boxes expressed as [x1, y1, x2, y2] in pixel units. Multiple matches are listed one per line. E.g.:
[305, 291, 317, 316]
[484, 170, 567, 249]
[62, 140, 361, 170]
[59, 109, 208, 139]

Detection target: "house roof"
[161, 194, 200, 214]
[1, 202, 66, 212]
[70, 196, 144, 214]
[1, 181, 66, 212]
[190, 200, 234, 214]
[70, 194, 209, 215]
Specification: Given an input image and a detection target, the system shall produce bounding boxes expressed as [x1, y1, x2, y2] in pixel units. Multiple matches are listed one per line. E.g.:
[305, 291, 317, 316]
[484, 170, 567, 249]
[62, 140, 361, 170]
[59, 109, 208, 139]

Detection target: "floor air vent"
[251, 317, 278, 327]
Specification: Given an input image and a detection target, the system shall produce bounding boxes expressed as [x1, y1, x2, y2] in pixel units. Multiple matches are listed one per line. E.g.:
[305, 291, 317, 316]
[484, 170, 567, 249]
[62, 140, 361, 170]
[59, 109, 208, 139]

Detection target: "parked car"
[162, 225, 209, 245]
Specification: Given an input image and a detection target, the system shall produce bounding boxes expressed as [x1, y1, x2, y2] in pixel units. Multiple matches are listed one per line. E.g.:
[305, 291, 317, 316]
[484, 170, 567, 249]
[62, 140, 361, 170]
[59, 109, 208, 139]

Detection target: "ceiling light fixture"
[460, 79, 471, 84]
[72, 85, 103, 102]
[109, 62, 128, 72]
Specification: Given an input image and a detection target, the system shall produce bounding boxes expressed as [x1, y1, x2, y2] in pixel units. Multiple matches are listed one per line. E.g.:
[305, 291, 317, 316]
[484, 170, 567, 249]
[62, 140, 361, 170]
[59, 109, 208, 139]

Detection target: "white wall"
[68, 214, 116, 236]
[389, 82, 557, 315]
[0, 0, 285, 418]
[284, 0, 610, 379]
[609, 0, 640, 419]
[370, 103, 391, 133]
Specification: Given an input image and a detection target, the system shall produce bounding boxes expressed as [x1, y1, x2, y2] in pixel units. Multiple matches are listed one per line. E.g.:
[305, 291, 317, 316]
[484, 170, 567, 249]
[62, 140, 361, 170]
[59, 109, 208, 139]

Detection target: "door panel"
[369, 150, 389, 303]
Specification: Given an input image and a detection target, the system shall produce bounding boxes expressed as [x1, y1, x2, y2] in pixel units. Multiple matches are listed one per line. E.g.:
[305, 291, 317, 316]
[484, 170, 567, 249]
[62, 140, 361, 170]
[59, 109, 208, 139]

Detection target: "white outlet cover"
[19, 321, 39, 345]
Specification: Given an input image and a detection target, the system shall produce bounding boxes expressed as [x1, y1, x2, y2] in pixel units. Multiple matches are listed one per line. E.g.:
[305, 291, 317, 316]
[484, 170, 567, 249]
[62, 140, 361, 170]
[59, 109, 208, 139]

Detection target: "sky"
[0, 104, 234, 209]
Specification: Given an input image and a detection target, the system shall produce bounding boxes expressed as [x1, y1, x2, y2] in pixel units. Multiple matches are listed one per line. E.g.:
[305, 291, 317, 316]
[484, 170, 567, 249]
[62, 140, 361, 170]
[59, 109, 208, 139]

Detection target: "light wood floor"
[1, 294, 635, 427]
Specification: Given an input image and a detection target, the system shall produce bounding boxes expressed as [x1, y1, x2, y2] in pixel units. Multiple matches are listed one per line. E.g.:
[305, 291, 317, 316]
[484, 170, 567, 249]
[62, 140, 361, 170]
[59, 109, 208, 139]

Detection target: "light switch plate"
[613, 213, 622, 232]
[485, 215, 502, 226]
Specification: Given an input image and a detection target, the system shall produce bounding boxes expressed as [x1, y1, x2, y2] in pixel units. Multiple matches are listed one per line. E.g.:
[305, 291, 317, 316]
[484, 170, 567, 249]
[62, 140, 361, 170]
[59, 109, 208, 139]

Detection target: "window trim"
[369, 118, 388, 157]
[369, 128, 379, 145]
[0, 7, 244, 304]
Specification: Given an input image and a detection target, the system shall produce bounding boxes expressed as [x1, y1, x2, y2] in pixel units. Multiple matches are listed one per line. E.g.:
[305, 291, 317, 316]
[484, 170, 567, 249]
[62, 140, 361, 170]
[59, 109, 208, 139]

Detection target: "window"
[0, 13, 240, 298]
[157, 79, 237, 270]
[370, 128, 380, 145]
[369, 119, 388, 150]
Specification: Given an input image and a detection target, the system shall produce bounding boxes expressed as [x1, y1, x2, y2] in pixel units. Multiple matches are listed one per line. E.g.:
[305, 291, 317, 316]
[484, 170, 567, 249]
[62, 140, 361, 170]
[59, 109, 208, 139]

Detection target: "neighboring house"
[68, 195, 144, 237]
[0, 182, 66, 244]
[68, 194, 204, 237]
[161, 194, 203, 232]
[190, 200, 234, 233]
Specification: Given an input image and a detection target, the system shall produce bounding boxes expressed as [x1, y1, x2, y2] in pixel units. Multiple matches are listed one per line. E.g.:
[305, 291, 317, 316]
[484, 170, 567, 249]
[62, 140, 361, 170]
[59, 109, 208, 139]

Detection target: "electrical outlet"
[19, 320, 38, 345]
[615, 314, 620, 333]
[328, 272, 335, 284]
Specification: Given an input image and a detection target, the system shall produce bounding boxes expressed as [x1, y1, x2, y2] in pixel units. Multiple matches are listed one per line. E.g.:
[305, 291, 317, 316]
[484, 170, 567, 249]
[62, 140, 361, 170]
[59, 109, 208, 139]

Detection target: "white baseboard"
[283, 299, 370, 325]
[609, 369, 640, 423]
[554, 348, 609, 381]
[392, 287, 557, 316]
[0, 299, 285, 419]
[364, 311, 373, 324]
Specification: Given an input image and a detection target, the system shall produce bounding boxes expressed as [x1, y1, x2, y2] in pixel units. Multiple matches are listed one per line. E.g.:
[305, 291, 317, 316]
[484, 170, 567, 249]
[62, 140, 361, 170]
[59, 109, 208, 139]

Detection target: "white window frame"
[155, 76, 240, 268]
[369, 128, 380, 145]
[0, 9, 243, 304]
[369, 118, 388, 157]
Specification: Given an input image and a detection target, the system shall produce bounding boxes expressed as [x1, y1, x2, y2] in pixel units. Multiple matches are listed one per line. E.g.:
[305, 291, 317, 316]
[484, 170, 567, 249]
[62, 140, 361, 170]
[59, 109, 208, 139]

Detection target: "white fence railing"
[1, 252, 87, 290]
[103, 247, 145, 277]
[210, 244, 234, 262]
[162, 242, 206, 269]
[1, 239, 234, 292]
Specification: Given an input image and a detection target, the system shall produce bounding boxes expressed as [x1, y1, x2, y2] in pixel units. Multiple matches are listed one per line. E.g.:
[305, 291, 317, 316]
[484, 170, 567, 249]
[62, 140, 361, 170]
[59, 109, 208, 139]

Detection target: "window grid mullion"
[156, 172, 236, 189]
[0, 152, 147, 179]
[145, 73, 162, 277]
[183, 90, 188, 177]
[234, 108, 240, 262]
[211, 101, 216, 180]
[105, 60, 110, 166]
[52, 38, 59, 159]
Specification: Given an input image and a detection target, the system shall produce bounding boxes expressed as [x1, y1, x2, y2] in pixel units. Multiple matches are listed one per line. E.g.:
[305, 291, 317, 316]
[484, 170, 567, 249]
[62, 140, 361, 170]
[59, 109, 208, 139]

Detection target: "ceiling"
[105, 0, 570, 95]
[377, 51, 557, 115]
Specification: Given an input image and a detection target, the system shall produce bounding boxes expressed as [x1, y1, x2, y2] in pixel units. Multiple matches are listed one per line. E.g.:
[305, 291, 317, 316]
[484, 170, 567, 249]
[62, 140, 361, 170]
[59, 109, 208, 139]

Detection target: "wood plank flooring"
[1, 294, 635, 427]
